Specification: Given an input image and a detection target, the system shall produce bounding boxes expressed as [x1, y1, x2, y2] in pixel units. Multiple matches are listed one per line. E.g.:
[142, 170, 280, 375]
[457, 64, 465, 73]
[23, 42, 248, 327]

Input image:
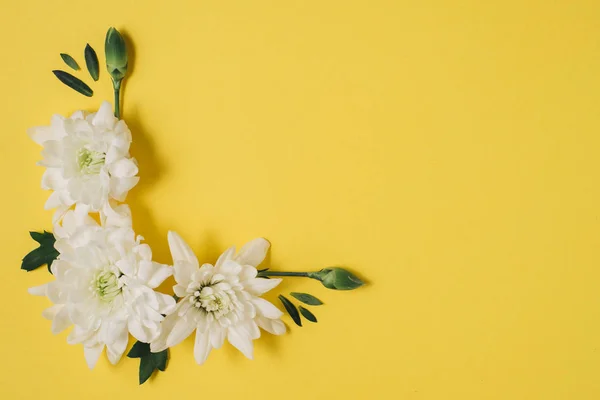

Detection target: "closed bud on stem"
[105, 27, 128, 86]
[309, 267, 364, 290]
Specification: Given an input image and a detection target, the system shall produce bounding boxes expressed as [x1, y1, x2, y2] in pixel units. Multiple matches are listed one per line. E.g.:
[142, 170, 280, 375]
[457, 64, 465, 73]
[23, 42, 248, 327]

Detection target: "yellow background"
[1, 0, 599, 398]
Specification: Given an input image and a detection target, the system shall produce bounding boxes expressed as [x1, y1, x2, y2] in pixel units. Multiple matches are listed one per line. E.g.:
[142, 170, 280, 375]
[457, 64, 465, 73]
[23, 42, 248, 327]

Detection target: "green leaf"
[290, 292, 323, 306]
[22, 231, 59, 273]
[84, 44, 99, 81]
[127, 341, 150, 358]
[299, 306, 318, 323]
[52, 70, 93, 97]
[151, 350, 168, 371]
[29, 231, 55, 245]
[60, 53, 80, 70]
[279, 295, 302, 327]
[127, 340, 169, 385]
[139, 357, 155, 385]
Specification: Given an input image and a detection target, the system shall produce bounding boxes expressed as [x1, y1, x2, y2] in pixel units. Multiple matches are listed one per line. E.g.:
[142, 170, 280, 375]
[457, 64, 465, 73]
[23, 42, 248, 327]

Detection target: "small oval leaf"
[299, 306, 318, 323]
[52, 70, 93, 97]
[84, 44, 99, 81]
[60, 53, 80, 70]
[279, 295, 302, 327]
[290, 292, 323, 306]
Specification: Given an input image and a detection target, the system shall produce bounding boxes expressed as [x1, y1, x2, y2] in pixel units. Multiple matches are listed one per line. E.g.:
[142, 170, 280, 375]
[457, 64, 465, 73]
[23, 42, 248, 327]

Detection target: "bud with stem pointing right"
[257, 267, 365, 290]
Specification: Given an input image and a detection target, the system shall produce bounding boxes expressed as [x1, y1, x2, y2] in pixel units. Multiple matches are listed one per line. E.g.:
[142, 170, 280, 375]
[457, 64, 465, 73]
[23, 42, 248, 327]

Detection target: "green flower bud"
[309, 267, 364, 290]
[105, 27, 128, 86]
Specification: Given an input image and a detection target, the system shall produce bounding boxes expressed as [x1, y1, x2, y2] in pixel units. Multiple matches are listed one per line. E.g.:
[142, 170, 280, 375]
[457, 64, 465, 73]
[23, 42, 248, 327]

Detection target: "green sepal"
[52, 70, 93, 97]
[60, 53, 80, 70]
[84, 44, 99, 81]
[105, 27, 128, 82]
[22, 231, 58, 273]
[127, 341, 168, 385]
[257, 268, 270, 278]
[290, 292, 323, 305]
[299, 306, 317, 323]
[279, 295, 302, 327]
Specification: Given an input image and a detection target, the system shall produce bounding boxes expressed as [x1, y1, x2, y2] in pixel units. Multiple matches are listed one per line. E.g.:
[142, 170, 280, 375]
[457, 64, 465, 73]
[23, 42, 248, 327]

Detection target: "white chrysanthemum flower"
[150, 232, 286, 364]
[29, 212, 176, 369]
[28, 101, 139, 219]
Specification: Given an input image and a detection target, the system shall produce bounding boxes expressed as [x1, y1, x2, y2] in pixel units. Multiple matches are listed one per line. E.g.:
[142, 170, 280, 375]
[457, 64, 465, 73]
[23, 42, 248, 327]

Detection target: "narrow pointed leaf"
[290, 292, 323, 306]
[84, 44, 99, 81]
[139, 357, 155, 385]
[52, 70, 93, 97]
[299, 306, 318, 323]
[60, 53, 80, 70]
[279, 295, 302, 327]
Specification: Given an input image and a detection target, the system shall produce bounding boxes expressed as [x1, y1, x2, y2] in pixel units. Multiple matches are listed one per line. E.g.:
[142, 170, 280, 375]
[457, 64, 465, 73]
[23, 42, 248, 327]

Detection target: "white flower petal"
[174, 284, 188, 298]
[44, 191, 64, 210]
[209, 327, 226, 349]
[41, 305, 61, 320]
[137, 261, 173, 289]
[215, 246, 235, 269]
[41, 168, 66, 190]
[84, 344, 104, 369]
[217, 260, 242, 276]
[28, 284, 47, 296]
[244, 277, 282, 296]
[239, 321, 261, 340]
[108, 158, 139, 178]
[101, 202, 133, 228]
[91, 101, 116, 129]
[51, 306, 72, 334]
[252, 298, 283, 319]
[156, 292, 177, 315]
[193, 330, 212, 365]
[166, 317, 197, 348]
[174, 261, 198, 289]
[240, 265, 258, 281]
[106, 327, 128, 365]
[70, 110, 86, 120]
[234, 238, 270, 268]
[28, 126, 54, 145]
[150, 308, 181, 353]
[109, 176, 139, 202]
[256, 316, 286, 335]
[227, 326, 254, 360]
[39, 140, 62, 168]
[128, 317, 159, 343]
[168, 231, 199, 267]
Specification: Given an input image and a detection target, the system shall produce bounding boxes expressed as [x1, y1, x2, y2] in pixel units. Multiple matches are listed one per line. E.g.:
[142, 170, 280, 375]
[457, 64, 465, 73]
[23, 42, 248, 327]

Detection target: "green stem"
[114, 87, 121, 119]
[257, 271, 314, 278]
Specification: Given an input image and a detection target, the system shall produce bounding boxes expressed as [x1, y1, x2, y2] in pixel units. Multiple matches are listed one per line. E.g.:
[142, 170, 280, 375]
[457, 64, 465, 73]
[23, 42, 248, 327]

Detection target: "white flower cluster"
[28, 102, 285, 368]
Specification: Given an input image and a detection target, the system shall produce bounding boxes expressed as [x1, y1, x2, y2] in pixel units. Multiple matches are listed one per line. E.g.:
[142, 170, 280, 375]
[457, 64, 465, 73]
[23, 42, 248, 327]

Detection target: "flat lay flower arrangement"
[22, 28, 365, 384]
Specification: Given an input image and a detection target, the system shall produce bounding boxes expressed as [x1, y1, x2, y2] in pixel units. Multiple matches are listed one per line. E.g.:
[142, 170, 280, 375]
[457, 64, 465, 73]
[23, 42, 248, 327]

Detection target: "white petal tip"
[28, 285, 46, 296]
